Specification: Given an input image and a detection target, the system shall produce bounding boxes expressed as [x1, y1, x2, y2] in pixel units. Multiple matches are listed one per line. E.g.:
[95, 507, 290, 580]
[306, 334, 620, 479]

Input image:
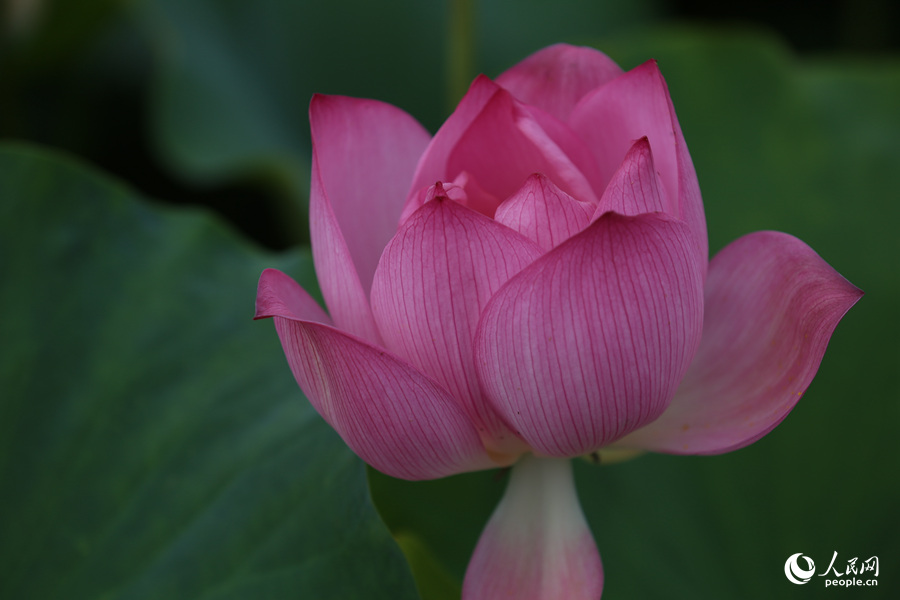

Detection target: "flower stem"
[463, 455, 603, 599]
[446, 0, 475, 111]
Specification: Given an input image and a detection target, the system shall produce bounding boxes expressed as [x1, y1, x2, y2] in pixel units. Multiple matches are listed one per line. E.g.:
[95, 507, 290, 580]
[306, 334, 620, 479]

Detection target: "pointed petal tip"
[254, 268, 278, 320]
[255, 267, 293, 320]
[471, 73, 496, 86]
[308, 92, 343, 120]
[593, 136, 669, 221]
[254, 268, 331, 325]
[308, 92, 430, 341]
[569, 55, 707, 269]
[494, 172, 594, 251]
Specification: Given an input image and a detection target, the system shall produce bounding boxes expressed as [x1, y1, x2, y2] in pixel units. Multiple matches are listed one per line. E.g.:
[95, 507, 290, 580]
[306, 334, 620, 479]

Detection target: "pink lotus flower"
[255, 44, 861, 599]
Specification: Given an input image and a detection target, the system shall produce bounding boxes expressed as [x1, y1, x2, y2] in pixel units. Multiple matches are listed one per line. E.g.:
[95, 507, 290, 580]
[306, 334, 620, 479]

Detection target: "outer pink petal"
[496, 43, 623, 123]
[616, 231, 863, 454]
[309, 163, 379, 342]
[447, 88, 598, 213]
[494, 173, 594, 251]
[593, 137, 668, 219]
[254, 268, 332, 325]
[406, 75, 501, 208]
[370, 196, 543, 457]
[255, 269, 494, 480]
[309, 94, 431, 341]
[462, 455, 603, 600]
[475, 212, 704, 457]
[570, 61, 708, 273]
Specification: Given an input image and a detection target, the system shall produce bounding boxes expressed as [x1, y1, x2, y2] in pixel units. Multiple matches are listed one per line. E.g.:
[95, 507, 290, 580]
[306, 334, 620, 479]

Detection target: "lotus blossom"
[255, 44, 861, 599]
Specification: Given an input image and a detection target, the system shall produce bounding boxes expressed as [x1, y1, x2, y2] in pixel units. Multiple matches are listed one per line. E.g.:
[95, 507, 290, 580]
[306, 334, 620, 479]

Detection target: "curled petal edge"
[615, 231, 863, 455]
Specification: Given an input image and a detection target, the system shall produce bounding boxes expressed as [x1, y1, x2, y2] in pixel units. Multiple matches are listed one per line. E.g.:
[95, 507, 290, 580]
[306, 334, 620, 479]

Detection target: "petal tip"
[254, 268, 331, 325]
[254, 268, 288, 320]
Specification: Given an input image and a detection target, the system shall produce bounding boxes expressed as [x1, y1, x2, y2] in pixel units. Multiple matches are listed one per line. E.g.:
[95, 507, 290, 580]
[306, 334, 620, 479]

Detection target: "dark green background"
[2, 1, 897, 598]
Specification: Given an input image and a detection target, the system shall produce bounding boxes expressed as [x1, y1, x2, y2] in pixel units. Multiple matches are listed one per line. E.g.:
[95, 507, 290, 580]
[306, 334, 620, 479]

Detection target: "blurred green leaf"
[125, 0, 664, 250]
[475, 0, 662, 76]
[0, 145, 418, 600]
[3, 0, 124, 68]
[135, 0, 446, 196]
[133, 0, 663, 203]
[371, 27, 900, 599]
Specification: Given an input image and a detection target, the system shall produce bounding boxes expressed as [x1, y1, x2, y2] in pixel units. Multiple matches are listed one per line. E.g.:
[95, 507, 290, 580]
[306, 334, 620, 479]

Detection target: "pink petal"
[254, 268, 331, 325]
[309, 164, 380, 342]
[474, 212, 704, 457]
[463, 455, 603, 600]
[494, 173, 594, 251]
[525, 105, 606, 200]
[400, 174, 502, 226]
[593, 137, 668, 219]
[667, 83, 707, 278]
[446, 88, 598, 214]
[616, 231, 863, 454]
[570, 61, 708, 272]
[370, 195, 543, 457]
[496, 43, 623, 123]
[449, 171, 503, 218]
[255, 269, 494, 480]
[309, 94, 431, 340]
[405, 75, 501, 210]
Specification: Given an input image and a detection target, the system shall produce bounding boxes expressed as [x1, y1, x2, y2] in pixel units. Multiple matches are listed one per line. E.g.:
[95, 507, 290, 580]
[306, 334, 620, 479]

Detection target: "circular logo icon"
[785, 553, 816, 584]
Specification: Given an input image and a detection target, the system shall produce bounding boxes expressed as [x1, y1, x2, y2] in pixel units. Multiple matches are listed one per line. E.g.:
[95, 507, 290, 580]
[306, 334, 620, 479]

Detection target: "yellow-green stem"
[446, 0, 475, 112]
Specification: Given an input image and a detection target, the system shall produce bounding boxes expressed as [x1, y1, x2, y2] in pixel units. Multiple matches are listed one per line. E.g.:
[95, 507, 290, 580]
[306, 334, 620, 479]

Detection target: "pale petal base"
[463, 455, 603, 600]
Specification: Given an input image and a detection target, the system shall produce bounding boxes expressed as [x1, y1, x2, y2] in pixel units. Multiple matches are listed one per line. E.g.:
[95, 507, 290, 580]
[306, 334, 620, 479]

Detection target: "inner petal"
[447, 87, 597, 216]
[494, 173, 594, 251]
